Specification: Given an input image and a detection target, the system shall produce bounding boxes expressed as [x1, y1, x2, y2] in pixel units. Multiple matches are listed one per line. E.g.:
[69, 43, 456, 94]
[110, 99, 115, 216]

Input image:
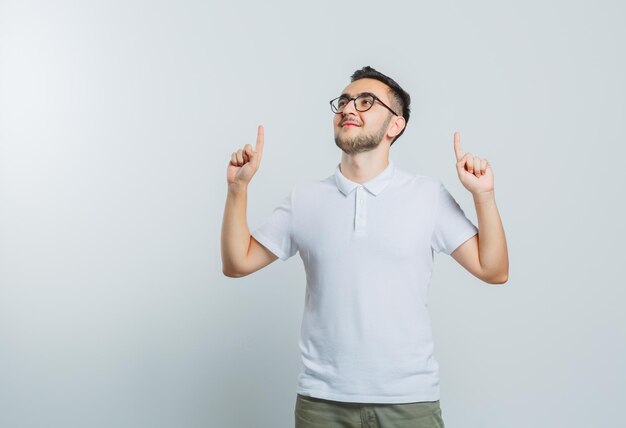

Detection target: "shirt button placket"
[355, 186, 366, 232]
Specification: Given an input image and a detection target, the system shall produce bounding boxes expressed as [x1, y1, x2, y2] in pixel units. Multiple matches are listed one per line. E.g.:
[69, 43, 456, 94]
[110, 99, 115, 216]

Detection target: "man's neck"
[339, 149, 390, 184]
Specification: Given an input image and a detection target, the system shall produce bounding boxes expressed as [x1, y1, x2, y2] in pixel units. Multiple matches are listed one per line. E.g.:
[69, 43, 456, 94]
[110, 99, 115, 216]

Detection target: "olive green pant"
[295, 394, 445, 428]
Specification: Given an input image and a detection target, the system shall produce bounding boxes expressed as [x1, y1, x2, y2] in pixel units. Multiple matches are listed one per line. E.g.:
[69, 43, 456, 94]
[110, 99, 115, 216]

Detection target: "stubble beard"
[334, 115, 392, 155]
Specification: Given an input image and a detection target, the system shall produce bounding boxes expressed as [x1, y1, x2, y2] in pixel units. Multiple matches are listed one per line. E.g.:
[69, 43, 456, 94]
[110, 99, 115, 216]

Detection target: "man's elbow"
[485, 271, 509, 285]
[222, 264, 249, 278]
[223, 269, 243, 278]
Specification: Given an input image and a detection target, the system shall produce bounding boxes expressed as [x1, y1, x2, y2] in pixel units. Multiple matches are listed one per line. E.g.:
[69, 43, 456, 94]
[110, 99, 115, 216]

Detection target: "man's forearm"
[473, 191, 509, 283]
[221, 183, 251, 275]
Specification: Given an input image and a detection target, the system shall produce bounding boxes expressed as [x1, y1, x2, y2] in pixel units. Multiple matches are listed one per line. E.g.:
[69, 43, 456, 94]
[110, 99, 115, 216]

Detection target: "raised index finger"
[453, 131, 464, 162]
[256, 125, 264, 155]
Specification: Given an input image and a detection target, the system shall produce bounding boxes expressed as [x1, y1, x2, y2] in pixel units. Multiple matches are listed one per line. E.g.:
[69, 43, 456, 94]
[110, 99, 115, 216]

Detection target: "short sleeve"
[250, 188, 298, 261]
[431, 182, 478, 255]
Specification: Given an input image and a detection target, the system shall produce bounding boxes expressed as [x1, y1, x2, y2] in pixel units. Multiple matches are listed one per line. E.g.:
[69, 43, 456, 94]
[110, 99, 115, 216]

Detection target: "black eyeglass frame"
[329, 92, 399, 117]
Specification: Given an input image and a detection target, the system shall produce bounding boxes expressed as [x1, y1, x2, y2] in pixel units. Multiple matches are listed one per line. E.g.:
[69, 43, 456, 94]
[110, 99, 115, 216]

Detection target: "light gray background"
[1, 0, 624, 427]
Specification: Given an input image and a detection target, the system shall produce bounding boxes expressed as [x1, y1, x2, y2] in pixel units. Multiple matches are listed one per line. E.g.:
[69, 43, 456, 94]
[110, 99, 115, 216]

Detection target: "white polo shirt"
[251, 159, 478, 404]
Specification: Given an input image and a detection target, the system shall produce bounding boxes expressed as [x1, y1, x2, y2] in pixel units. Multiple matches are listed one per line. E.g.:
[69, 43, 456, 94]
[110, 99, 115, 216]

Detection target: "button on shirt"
[251, 160, 478, 404]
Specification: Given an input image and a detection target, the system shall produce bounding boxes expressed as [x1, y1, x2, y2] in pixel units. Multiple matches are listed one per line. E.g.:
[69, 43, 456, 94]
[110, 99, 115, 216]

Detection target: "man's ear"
[388, 116, 406, 139]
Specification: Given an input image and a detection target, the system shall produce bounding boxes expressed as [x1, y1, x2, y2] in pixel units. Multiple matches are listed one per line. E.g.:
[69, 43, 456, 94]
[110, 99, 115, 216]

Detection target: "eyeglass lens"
[333, 95, 375, 112]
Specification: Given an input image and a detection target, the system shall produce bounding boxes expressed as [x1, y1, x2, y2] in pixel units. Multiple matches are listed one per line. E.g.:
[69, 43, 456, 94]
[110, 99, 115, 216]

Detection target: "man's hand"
[453, 131, 494, 197]
[451, 131, 508, 284]
[227, 125, 265, 187]
[222, 124, 278, 278]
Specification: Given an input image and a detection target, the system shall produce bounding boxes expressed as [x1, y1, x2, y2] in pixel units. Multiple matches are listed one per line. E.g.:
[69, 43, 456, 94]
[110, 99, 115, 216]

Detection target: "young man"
[221, 66, 509, 428]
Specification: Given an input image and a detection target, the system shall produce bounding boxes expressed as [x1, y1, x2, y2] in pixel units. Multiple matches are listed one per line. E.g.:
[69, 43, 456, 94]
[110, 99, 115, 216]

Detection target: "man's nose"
[341, 99, 359, 116]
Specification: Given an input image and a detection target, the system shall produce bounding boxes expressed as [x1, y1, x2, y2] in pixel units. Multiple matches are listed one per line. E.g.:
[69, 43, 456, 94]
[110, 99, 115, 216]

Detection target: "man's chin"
[334, 137, 379, 155]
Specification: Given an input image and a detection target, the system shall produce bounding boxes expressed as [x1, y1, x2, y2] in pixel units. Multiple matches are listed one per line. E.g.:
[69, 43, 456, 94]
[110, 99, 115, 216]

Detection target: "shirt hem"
[295, 387, 440, 404]
[250, 231, 288, 261]
[446, 228, 479, 255]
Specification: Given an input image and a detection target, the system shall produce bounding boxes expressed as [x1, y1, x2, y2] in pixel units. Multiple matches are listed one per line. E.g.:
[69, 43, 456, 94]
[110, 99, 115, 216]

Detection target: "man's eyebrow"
[339, 91, 376, 98]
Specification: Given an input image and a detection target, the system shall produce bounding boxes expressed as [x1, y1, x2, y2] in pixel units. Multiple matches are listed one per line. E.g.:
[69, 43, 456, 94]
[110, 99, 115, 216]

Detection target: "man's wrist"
[228, 181, 249, 195]
[472, 190, 495, 205]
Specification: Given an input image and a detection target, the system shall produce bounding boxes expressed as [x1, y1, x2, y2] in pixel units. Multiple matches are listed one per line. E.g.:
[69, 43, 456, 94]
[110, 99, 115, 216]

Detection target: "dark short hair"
[350, 66, 411, 145]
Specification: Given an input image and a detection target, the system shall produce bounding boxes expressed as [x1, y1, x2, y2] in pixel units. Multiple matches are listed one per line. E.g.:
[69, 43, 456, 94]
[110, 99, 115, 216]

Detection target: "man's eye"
[358, 97, 373, 108]
[337, 99, 348, 108]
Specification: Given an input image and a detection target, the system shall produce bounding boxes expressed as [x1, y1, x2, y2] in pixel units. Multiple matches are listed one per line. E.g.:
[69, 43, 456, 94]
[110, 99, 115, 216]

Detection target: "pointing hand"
[453, 131, 494, 196]
[227, 125, 265, 187]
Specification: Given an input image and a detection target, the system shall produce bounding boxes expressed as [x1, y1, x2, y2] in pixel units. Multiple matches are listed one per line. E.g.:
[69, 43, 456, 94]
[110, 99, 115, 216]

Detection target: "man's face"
[333, 78, 396, 155]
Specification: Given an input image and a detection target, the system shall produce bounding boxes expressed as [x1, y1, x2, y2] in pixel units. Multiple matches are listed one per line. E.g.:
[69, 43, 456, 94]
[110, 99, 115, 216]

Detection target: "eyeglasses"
[330, 92, 399, 116]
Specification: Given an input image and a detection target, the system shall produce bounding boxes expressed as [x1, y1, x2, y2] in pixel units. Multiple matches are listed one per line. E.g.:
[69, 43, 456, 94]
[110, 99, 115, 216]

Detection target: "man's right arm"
[220, 125, 278, 278]
[221, 183, 278, 278]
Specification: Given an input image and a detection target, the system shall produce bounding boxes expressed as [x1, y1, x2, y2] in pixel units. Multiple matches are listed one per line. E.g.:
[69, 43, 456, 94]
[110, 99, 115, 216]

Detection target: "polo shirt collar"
[334, 159, 395, 196]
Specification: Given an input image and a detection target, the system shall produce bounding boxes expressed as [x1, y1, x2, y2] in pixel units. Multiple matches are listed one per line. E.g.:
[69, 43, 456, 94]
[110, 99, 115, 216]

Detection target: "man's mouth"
[341, 121, 361, 128]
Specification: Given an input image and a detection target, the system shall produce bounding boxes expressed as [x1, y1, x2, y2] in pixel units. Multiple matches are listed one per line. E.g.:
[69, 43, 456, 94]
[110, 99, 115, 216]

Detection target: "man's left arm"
[450, 132, 509, 285]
